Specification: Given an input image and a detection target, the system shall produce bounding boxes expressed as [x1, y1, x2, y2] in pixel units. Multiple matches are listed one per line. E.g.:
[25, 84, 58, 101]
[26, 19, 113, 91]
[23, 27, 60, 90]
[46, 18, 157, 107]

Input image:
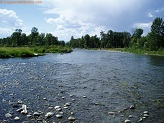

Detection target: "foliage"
[0, 27, 66, 47]
[67, 17, 164, 54]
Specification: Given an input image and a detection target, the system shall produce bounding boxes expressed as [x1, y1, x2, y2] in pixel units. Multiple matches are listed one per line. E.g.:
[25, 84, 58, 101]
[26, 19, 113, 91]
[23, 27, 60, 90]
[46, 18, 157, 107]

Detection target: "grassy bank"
[121, 48, 164, 56]
[90, 48, 164, 56]
[0, 46, 72, 58]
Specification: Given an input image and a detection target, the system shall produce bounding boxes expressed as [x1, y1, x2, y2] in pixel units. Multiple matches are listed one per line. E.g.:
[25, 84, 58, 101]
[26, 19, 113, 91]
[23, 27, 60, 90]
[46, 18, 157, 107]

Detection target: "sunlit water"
[0, 49, 164, 122]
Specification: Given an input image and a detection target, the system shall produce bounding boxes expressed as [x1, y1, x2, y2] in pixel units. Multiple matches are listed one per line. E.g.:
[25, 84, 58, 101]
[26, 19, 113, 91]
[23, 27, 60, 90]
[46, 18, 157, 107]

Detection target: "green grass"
[122, 48, 164, 56]
[32, 46, 72, 53]
[0, 46, 72, 58]
[0, 47, 36, 58]
[95, 48, 164, 56]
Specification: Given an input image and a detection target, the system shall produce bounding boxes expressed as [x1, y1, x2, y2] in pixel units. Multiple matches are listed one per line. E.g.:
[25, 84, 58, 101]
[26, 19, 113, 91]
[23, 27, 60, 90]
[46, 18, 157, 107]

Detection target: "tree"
[149, 17, 164, 49]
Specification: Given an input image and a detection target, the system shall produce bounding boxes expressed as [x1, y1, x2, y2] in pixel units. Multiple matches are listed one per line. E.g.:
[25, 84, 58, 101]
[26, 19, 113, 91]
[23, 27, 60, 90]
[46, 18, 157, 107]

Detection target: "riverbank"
[90, 48, 164, 56]
[0, 46, 72, 58]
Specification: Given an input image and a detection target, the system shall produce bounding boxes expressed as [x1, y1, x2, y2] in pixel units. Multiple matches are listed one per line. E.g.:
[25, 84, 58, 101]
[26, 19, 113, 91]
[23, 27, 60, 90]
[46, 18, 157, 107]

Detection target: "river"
[0, 49, 164, 123]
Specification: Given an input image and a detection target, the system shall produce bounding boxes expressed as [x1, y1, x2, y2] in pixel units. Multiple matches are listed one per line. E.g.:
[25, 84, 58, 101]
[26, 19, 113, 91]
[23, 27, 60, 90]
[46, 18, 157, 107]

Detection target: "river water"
[0, 49, 164, 123]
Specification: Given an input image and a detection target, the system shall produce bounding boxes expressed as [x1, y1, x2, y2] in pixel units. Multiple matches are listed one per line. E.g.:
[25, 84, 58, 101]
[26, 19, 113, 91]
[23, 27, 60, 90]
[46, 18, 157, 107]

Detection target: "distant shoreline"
[87, 48, 164, 56]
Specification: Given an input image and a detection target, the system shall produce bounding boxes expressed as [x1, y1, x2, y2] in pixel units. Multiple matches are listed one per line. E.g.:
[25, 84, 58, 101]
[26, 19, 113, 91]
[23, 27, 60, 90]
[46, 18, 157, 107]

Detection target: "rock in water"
[45, 112, 54, 118]
[65, 102, 71, 106]
[143, 111, 149, 114]
[5, 113, 12, 118]
[33, 112, 40, 116]
[21, 104, 28, 114]
[14, 116, 20, 120]
[130, 105, 135, 109]
[56, 114, 63, 118]
[125, 119, 131, 123]
[68, 116, 76, 121]
[108, 112, 115, 115]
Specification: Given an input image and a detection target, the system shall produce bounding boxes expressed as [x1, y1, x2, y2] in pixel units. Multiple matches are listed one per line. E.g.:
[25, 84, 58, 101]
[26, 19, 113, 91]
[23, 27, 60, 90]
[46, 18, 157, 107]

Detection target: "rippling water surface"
[0, 49, 164, 123]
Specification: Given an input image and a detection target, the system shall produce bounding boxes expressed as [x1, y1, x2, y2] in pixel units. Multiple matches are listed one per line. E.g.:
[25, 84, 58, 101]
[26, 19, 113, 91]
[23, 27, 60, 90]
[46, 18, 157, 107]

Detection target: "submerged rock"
[5, 113, 12, 118]
[130, 105, 135, 109]
[138, 118, 143, 122]
[65, 102, 71, 106]
[108, 112, 115, 115]
[56, 114, 63, 118]
[33, 112, 40, 116]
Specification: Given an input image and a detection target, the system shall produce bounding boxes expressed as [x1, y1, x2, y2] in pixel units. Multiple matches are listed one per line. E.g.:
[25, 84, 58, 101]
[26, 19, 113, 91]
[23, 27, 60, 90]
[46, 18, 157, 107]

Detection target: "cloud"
[0, 9, 23, 38]
[147, 13, 153, 18]
[0, 28, 12, 38]
[42, 0, 149, 40]
[133, 22, 152, 35]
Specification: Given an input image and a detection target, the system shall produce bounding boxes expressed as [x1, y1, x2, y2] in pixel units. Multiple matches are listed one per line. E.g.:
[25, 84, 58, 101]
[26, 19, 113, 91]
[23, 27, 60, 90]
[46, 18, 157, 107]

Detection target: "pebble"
[14, 116, 20, 120]
[59, 112, 64, 115]
[17, 100, 23, 104]
[129, 115, 133, 118]
[33, 112, 40, 116]
[143, 111, 149, 114]
[125, 119, 131, 123]
[56, 114, 63, 118]
[70, 94, 74, 97]
[71, 112, 74, 115]
[108, 112, 115, 115]
[64, 106, 69, 109]
[130, 105, 135, 109]
[48, 106, 53, 109]
[5, 113, 12, 118]
[143, 114, 149, 117]
[138, 118, 143, 122]
[72, 99, 75, 101]
[27, 114, 32, 118]
[83, 96, 87, 98]
[68, 116, 76, 121]
[55, 106, 61, 109]
[45, 112, 54, 118]
[43, 98, 47, 100]
[55, 106, 62, 111]
[65, 102, 71, 106]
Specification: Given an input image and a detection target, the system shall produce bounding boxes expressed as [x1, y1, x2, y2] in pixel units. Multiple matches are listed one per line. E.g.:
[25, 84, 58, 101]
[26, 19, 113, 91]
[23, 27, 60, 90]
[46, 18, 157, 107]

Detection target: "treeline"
[0, 27, 66, 47]
[67, 17, 164, 51]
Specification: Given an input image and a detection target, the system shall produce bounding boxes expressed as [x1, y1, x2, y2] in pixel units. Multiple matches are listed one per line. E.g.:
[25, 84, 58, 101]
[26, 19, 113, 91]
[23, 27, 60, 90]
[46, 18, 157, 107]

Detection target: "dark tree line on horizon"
[0, 27, 66, 47]
[0, 17, 164, 51]
[68, 17, 164, 51]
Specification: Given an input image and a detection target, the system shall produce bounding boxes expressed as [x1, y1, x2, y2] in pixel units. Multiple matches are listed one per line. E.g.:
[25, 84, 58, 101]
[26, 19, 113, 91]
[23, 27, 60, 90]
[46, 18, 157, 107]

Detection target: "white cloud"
[0, 9, 24, 38]
[0, 28, 12, 38]
[42, 0, 146, 40]
[133, 22, 152, 28]
[147, 13, 153, 18]
[133, 22, 152, 35]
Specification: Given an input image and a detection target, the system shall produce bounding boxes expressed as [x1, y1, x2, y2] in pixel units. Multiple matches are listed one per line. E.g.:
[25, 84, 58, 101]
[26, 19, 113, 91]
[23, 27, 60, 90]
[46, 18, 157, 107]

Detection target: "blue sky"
[0, 0, 164, 41]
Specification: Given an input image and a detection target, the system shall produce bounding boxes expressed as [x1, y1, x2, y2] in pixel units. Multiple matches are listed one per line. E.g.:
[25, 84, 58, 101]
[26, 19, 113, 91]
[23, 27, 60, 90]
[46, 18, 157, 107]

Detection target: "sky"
[0, 0, 164, 41]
